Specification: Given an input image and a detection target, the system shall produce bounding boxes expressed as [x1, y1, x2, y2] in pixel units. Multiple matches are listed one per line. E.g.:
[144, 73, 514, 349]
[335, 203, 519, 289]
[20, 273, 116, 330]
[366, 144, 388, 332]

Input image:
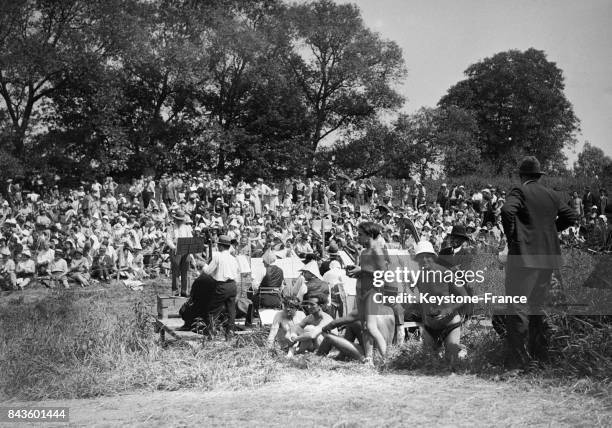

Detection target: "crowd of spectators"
[0, 172, 609, 292]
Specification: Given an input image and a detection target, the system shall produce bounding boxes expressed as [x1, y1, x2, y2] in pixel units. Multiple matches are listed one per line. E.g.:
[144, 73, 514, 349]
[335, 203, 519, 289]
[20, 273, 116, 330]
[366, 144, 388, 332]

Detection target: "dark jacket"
[501, 180, 577, 268]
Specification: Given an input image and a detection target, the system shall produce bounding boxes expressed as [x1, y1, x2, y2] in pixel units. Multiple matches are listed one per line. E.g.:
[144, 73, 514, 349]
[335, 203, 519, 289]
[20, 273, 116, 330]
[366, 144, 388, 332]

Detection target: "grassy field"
[0, 250, 611, 406]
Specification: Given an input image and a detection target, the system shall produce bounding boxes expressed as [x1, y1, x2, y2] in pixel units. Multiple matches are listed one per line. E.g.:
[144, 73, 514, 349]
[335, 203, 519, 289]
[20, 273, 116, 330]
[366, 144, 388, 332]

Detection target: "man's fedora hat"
[449, 224, 471, 241]
[172, 209, 187, 221]
[218, 235, 232, 247]
[518, 156, 546, 176]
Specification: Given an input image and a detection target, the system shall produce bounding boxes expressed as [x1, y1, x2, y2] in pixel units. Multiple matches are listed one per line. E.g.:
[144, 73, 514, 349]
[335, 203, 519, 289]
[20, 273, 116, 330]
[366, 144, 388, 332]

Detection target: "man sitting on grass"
[288, 293, 337, 354]
[266, 297, 306, 357]
[414, 241, 468, 365]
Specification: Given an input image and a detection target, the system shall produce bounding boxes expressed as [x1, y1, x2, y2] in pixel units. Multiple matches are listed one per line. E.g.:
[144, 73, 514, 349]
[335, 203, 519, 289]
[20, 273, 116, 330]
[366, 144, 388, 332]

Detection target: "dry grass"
[1, 248, 611, 402]
[0, 286, 285, 400]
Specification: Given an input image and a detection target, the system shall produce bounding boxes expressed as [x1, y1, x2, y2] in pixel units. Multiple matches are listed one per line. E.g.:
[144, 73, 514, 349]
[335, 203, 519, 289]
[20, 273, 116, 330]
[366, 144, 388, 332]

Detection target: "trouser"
[207, 280, 237, 334]
[171, 253, 189, 295]
[494, 266, 552, 364]
[142, 191, 153, 209]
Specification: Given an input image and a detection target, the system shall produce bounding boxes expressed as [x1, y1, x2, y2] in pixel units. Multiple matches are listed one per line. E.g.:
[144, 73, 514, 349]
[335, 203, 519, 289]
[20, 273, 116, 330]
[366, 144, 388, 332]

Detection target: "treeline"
[0, 0, 592, 183]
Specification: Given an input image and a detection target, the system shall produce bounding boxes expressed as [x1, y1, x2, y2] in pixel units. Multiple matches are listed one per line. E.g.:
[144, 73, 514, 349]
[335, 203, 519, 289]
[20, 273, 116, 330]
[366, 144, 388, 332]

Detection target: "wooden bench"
[154, 295, 264, 346]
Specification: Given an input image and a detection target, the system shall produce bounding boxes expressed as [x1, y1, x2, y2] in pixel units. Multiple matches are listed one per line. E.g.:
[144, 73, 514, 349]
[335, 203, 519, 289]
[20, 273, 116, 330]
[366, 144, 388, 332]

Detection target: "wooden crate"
[157, 295, 188, 319]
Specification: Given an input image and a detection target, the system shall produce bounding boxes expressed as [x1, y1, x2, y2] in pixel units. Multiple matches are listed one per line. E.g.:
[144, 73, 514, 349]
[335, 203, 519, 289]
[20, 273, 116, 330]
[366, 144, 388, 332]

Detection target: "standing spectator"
[583, 187, 597, 213]
[570, 191, 584, 218]
[436, 183, 449, 210]
[498, 156, 577, 369]
[165, 209, 192, 297]
[411, 181, 420, 209]
[600, 189, 608, 214]
[143, 176, 156, 209]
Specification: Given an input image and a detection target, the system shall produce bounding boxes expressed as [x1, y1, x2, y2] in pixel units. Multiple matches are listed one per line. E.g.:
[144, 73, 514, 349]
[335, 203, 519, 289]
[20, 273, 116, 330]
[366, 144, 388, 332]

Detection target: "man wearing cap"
[202, 234, 240, 337]
[166, 209, 193, 297]
[499, 156, 577, 369]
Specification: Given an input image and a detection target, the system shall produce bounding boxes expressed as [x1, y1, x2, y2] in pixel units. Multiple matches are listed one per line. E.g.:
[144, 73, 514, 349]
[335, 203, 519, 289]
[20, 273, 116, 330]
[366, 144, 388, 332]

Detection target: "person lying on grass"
[318, 307, 395, 364]
[288, 293, 337, 354]
[414, 241, 468, 365]
[266, 297, 306, 357]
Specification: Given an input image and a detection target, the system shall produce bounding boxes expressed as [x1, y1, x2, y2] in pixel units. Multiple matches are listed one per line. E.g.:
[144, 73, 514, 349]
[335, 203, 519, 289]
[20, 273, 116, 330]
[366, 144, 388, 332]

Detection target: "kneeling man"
[414, 241, 468, 364]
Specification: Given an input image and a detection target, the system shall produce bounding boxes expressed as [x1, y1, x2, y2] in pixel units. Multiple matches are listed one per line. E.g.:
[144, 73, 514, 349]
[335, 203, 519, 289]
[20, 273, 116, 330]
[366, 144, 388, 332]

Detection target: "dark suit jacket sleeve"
[500, 187, 524, 241]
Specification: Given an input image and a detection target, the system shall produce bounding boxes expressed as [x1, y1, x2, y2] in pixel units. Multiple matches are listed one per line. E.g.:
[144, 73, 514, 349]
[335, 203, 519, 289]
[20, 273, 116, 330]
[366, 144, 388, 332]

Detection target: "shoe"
[180, 293, 189, 298]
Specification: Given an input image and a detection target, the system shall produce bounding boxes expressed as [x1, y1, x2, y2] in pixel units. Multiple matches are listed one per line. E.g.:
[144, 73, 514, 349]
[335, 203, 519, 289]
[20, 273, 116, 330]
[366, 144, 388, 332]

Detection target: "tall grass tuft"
[0, 290, 282, 400]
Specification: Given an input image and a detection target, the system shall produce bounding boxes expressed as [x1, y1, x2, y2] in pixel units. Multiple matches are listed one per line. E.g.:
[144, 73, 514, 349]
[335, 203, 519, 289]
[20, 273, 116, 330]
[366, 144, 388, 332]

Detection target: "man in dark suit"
[499, 156, 577, 369]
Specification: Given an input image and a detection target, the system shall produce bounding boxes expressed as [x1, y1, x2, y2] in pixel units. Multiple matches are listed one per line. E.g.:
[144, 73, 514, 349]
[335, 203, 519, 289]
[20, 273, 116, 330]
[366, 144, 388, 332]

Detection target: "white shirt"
[204, 250, 239, 281]
[166, 223, 193, 251]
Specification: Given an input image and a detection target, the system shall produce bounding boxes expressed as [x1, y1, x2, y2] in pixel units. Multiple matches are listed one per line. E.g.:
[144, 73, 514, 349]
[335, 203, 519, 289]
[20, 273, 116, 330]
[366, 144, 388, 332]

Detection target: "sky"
[333, 0, 612, 166]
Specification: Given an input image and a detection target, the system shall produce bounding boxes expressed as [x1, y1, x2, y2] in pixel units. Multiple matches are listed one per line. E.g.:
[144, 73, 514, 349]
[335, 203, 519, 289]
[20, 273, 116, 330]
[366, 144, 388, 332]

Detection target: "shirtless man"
[267, 297, 306, 357]
[414, 241, 468, 364]
[289, 294, 336, 353]
[319, 307, 395, 363]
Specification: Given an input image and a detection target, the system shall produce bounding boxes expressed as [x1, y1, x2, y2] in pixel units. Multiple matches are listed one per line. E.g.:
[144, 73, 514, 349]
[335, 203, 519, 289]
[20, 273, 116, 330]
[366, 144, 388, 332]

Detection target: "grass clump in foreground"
[0, 288, 284, 400]
[388, 316, 612, 400]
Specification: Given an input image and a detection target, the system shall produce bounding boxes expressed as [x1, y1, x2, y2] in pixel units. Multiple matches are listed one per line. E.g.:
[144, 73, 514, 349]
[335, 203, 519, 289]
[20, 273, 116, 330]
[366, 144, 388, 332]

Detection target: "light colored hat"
[172, 210, 187, 221]
[300, 260, 323, 280]
[414, 241, 436, 257]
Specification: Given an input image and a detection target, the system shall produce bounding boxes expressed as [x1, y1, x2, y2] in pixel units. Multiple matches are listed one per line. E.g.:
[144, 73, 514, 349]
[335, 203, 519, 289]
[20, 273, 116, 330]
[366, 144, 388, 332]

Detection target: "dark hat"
[518, 156, 545, 176]
[327, 241, 339, 254]
[449, 225, 471, 241]
[218, 235, 232, 247]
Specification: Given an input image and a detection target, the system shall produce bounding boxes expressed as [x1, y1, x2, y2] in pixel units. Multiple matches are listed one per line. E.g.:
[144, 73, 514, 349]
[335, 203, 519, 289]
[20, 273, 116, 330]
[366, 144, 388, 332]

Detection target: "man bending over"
[319, 307, 395, 363]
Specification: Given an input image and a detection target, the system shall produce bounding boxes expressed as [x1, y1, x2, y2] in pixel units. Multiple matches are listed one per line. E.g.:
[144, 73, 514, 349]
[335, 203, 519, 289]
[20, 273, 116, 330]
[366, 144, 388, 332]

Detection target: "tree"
[330, 120, 403, 179]
[439, 48, 580, 174]
[574, 142, 612, 180]
[394, 108, 442, 181]
[330, 108, 443, 180]
[0, 0, 132, 158]
[284, 0, 405, 160]
[436, 106, 482, 176]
